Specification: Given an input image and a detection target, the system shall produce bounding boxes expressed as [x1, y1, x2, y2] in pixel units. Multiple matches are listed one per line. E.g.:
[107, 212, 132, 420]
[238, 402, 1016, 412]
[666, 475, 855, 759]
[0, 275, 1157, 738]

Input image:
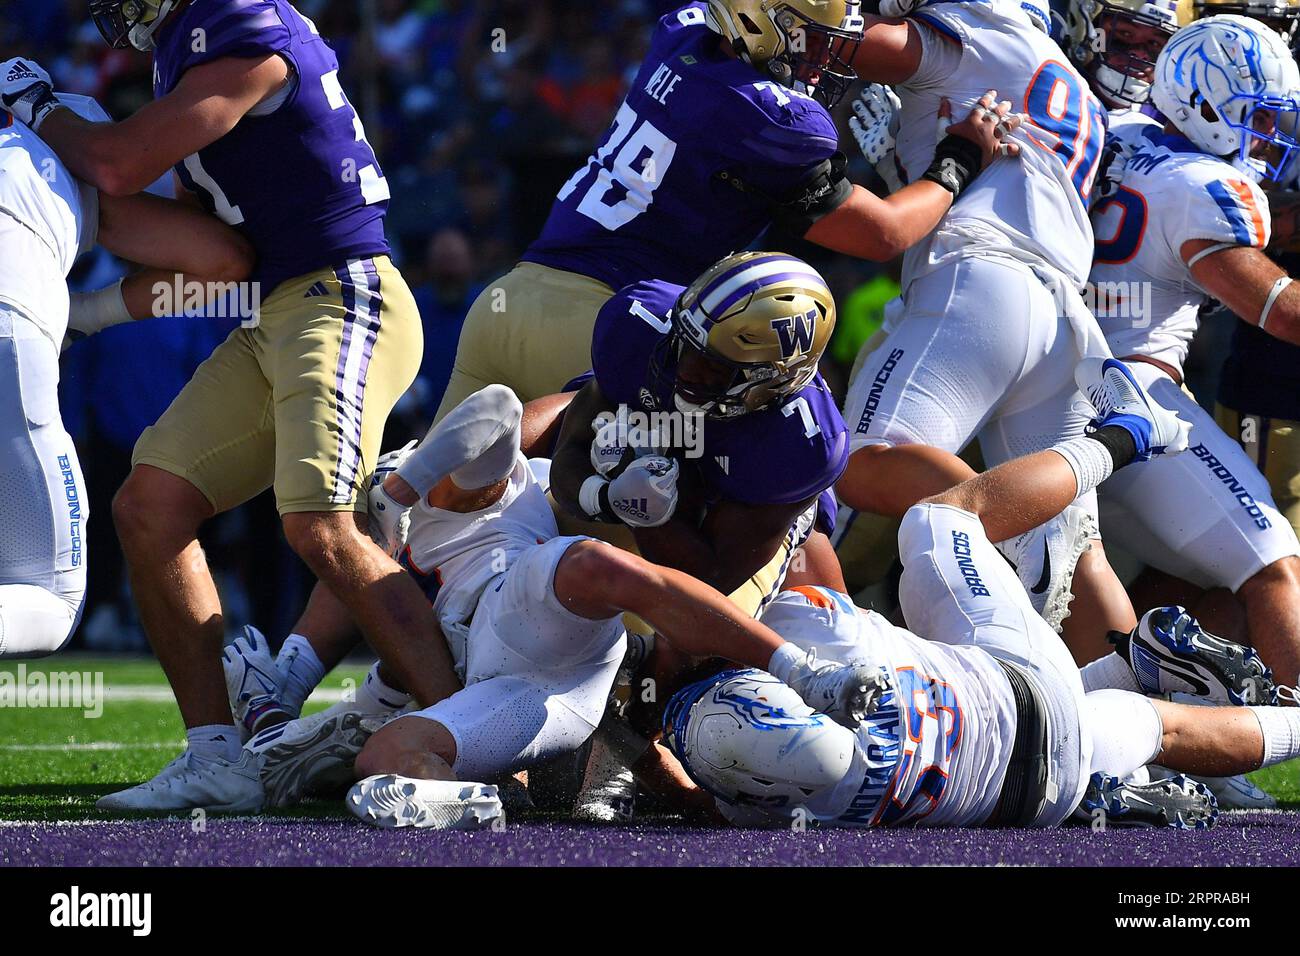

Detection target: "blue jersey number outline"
[1023, 61, 1107, 203]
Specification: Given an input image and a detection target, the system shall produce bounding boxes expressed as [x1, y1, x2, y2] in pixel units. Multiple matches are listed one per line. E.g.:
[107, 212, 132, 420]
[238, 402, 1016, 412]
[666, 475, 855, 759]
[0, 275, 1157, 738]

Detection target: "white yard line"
[89, 686, 349, 703]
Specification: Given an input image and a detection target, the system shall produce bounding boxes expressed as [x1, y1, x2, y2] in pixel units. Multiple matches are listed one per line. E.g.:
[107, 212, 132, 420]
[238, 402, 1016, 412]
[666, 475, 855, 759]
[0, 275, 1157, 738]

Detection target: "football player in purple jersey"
[433, 0, 1019, 422]
[0, 1, 458, 813]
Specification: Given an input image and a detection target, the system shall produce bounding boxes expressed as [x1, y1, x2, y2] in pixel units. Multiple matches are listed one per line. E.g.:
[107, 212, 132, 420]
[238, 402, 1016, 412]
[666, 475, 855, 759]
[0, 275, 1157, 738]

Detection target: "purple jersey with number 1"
[152, 0, 391, 292]
[588, 279, 848, 530]
[522, 2, 839, 291]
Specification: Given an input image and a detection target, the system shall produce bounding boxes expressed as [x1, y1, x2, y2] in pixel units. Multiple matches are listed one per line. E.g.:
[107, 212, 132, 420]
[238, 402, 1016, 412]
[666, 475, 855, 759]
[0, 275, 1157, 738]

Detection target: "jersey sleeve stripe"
[1227, 180, 1266, 247]
[1206, 180, 1262, 247]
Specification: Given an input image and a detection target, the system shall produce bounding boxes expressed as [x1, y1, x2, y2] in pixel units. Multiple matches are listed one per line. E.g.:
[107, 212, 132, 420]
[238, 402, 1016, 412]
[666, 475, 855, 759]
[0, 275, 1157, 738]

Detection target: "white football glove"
[607, 455, 680, 529]
[850, 84, 904, 194]
[366, 440, 417, 556]
[0, 58, 64, 131]
[589, 413, 664, 478]
[1093, 134, 1135, 204]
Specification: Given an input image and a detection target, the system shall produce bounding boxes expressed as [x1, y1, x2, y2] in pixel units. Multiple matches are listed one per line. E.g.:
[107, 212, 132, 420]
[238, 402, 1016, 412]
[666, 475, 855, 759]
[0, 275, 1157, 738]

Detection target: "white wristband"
[579, 475, 609, 519]
[68, 279, 131, 336]
[1259, 276, 1293, 332]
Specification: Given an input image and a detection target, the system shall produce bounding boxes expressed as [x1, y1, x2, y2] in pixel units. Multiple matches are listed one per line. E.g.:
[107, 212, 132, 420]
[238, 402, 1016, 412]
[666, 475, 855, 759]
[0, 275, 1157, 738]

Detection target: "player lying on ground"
[0, 1, 462, 811]
[663, 358, 1300, 828]
[151, 385, 881, 818]
[222, 250, 859, 819]
[0, 91, 254, 659]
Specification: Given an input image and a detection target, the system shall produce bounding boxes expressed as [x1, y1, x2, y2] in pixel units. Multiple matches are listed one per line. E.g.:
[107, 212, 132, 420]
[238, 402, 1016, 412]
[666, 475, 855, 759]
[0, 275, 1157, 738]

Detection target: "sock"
[277, 634, 325, 715]
[767, 642, 806, 684]
[355, 661, 412, 714]
[187, 724, 242, 764]
[397, 384, 522, 495]
[1079, 651, 1143, 694]
[1051, 435, 1116, 500]
[1249, 706, 1300, 767]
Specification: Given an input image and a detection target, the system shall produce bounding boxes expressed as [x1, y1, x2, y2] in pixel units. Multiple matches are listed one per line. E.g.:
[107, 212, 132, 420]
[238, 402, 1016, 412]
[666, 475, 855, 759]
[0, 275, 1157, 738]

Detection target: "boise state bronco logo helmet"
[653, 251, 836, 420]
[90, 0, 181, 51]
[1151, 14, 1300, 179]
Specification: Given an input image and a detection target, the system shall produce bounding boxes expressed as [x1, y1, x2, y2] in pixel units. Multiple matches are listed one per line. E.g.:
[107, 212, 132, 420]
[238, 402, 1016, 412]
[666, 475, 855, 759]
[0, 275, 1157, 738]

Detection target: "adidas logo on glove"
[6, 61, 40, 84]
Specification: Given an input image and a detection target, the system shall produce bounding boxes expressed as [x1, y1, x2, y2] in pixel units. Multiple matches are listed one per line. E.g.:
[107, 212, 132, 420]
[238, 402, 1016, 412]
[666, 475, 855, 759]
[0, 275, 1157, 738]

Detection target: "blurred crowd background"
[0, 0, 1235, 652]
[1, 0, 899, 650]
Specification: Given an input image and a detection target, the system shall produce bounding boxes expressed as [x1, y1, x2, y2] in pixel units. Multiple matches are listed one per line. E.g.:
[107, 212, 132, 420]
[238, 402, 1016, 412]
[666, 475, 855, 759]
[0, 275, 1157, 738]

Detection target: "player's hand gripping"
[850, 83, 905, 193]
[590, 412, 664, 478]
[607, 456, 680, 529]
[941, 89, 1023, 169]
[0, 58, 64, 131]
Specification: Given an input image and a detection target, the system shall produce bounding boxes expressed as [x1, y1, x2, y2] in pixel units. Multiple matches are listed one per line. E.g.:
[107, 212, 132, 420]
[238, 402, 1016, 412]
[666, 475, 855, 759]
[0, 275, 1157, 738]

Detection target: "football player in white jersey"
[1061, 0, 1190, 113]
[666, 359, 1300, 829]
[832, 0, 1137, 656]
[1082, 18, 1300, 713]
[208, 386, 883, 825]
[0, 83, 254, 660]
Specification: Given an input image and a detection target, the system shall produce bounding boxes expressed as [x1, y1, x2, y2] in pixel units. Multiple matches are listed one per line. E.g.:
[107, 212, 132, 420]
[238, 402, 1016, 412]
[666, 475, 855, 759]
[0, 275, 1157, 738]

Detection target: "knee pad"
[0, 583, 79, 659]
[664, 668, 855, 818]
[1084, 688, 1164, 779]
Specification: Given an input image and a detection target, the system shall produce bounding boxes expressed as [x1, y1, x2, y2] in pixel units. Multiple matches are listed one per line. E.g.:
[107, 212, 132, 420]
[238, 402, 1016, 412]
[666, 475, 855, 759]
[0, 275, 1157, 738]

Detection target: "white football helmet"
[1150, 14, 1300, 179]
[663, 668, 854, 819]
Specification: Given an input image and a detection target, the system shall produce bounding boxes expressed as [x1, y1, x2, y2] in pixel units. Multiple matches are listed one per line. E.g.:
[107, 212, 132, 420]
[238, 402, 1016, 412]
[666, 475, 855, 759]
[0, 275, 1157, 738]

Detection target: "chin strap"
[130, 0, 178, 51]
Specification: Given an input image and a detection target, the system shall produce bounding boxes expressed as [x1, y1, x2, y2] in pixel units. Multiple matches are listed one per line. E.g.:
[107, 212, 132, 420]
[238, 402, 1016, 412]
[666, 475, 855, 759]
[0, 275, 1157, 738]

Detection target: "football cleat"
[784, 654, 892, 729]
[248, 703, 392, 808]
[96, 749, 264, 814]
[996, 504, 1095, 634]
[347, 774, 503, 830]
[222, 626, 292, 742]
[1114, 606, 1276, 705]
[573, 731, 637, 824]
[1075, 357, 1191, 461]
[1148, 765, 1277, 811]
[1080, 771, 1218, 829]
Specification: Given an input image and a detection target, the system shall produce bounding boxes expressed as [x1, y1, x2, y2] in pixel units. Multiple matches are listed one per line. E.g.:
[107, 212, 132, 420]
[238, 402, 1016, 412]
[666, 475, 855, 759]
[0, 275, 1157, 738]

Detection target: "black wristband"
[920, 134, 985, 198]
[597, 482, 619, 523]
[1087, 424, 1139, 471]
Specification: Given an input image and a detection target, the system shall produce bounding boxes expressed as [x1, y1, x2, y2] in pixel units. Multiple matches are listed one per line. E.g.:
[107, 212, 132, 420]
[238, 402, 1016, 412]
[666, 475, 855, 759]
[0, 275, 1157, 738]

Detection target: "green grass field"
[0, 655, 369, 822]
[1, 655, 1297, 822]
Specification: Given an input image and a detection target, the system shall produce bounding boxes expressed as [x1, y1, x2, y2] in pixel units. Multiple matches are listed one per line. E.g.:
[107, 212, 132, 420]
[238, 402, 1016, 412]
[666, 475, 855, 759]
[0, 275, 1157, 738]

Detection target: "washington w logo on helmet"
[771, 310, 819, 359]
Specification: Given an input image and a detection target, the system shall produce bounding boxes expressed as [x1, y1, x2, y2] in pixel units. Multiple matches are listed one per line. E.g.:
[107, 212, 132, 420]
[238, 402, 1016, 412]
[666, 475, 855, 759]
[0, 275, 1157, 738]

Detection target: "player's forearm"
[98, 192, 255, 283]
[618, 561, 783, 671]
[806, 182, 950, 261]
[38, 109, 167, 198]
[550, 384, 612, 514]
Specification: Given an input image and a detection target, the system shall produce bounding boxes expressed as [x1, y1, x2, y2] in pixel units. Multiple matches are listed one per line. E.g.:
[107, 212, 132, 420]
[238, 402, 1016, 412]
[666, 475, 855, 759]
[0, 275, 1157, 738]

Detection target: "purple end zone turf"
[2, 813, 1298, 867]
